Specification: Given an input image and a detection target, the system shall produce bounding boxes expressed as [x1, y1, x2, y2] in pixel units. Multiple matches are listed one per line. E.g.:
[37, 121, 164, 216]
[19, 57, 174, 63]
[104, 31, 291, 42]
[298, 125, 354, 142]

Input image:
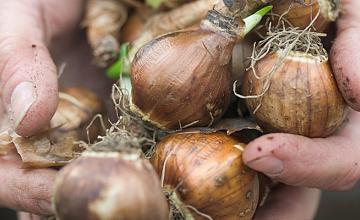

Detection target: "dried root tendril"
[234, 7, 327, 114]
[184, 205, 214, 220]
[84, 82, 157, 157]
[166, 187, 214, 220]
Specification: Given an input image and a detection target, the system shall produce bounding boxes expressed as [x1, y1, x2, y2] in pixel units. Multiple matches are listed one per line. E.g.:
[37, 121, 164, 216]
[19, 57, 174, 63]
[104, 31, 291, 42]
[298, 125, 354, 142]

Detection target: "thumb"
[0, 37, 58, 137]
[0, 0, 83, 136]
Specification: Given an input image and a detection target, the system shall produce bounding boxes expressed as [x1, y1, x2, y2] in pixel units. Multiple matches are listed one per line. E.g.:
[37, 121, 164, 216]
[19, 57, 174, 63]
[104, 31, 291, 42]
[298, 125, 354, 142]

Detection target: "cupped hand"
[243, 0, 360, 191]
[254, 185, 320, 220]
[0, 0, 113, 216]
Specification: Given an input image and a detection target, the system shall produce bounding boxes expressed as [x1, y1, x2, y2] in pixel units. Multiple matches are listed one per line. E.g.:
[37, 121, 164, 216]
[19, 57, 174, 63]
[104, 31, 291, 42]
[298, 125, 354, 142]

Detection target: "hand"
[254, 185, 320, 220]
[242, 0, 360, 191]
[0, 0, 83, 137]
[0, 0, 113, 215]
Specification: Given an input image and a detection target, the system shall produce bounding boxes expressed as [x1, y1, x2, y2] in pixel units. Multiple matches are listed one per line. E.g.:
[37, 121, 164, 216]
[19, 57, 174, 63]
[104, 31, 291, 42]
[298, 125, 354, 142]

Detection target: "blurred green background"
[0, 183, 359, 219]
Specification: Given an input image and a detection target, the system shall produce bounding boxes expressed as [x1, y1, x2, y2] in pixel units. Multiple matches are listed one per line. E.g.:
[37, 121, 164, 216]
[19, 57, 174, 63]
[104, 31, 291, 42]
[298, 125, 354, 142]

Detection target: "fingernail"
[38, 200, 53, 214]
[246, 156, 284, 176]
[9, 82, 37, 128]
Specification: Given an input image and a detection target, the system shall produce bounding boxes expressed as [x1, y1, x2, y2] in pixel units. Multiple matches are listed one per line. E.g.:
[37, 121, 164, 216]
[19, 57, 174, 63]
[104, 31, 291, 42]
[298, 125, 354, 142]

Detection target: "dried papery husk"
[51, 87, 105, 142]
[83, 0, 128, 67]
[240, 45, 347, 136]
[0, 128, 79, 168]
[181, 118, 261, 136]
[53, 152, 169, 220]
[127, 0, 217, 63]
[0, 87, 105, 168]
[151, 131, 260, 220]
[12, 131, 78, 168]
[130, 3, 272, 131]
[0, 130, 16, 155]
[271, 0, 340, 32]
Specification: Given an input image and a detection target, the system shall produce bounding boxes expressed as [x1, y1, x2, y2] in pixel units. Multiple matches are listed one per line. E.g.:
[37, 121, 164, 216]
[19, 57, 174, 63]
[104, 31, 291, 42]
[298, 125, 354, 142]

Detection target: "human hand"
[242, 0, 360, 191]
[0, 0, 113, 216]
[0, 0, 83, 137]
[254, 185, 320, 220]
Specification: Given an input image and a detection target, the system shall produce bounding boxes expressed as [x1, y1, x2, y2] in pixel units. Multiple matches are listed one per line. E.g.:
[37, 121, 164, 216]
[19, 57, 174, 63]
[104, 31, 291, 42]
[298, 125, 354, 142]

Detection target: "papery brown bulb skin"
[131, 29, 234, 130]
[151, 132, 259, 220]
[50, 87, 105, 142]
[84, 0, 128, 67]
[242, 51, 347, 137]
[272, 0, 340, 32]
[53, 152, 169, 220]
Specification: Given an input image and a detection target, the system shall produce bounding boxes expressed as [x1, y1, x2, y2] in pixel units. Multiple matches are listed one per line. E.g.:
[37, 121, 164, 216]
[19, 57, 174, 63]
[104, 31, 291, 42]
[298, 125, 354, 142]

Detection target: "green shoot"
[106, 43, 129, 79]
[145, 0, 163, 9]
[243, 5, 273, 35]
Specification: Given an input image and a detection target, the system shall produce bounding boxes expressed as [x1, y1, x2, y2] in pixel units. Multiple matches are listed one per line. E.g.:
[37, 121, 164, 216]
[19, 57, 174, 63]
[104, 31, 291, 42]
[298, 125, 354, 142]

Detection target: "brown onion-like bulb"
[131, 4, 271, 130]
[131, 28, 234, 130]
[83, 0, 128, 67]
[151, 132, 259, 220]
[272, 0, 340, 32]
[50, 87, 104, 142]
[53, 152, 169, 220]
[232, 37, 255, 84]
[242, 51, 347, 137]
[121, 13, 146, 43]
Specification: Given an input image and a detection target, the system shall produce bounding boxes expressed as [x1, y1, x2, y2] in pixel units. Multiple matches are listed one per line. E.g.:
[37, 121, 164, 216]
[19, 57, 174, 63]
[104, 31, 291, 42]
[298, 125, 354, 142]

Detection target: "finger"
[17, 212, 42, 220]
[0, 150, 56, 215]
[0, 0, 83, 137]
[254, 186, 321, 220]
[243, 111, 360, 190]
[330, 0, 360, 110]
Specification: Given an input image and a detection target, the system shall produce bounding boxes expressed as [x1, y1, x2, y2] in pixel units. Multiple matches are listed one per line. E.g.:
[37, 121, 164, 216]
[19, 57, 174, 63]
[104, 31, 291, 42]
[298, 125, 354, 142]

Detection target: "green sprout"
[145, 0, 163, 9]
[243, 5, 273, 35]
[106, 43, 129, 79]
